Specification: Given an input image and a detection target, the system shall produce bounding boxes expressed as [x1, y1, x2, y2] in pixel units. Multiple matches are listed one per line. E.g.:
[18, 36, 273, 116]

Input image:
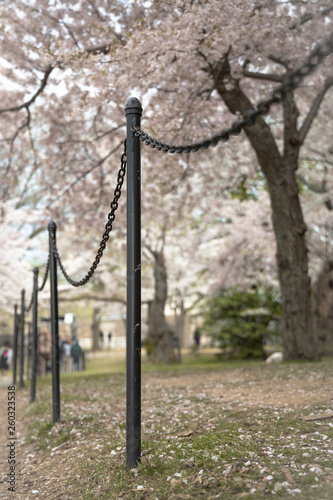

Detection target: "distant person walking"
[193, 327, 201, 352]
[99, 331, 104, 350]
[71, 337, 83, 371]
[0, 341, 12, 377]
[63, 339, 71, 373]
[107, 332, 112, 349]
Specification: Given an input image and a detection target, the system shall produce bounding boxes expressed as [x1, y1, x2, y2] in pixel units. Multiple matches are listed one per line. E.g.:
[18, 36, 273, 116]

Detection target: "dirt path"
[0, 377, 33, 500]
[151, 366, 333, 408]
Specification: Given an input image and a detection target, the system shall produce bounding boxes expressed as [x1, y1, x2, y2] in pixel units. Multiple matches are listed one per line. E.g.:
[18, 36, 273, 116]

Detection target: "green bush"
[200, 287, 282, 359]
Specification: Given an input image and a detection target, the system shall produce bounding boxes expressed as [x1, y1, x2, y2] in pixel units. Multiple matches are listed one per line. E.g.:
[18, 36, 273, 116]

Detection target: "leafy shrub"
[200, 287, 282, 359]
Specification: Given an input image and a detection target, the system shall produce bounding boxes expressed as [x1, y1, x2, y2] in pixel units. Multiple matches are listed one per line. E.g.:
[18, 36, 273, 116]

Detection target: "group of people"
[37, 332, 84, 374]
[59, 337, 83, 372]
[99, 331, 112, 350]
[0, 333, 84, 378]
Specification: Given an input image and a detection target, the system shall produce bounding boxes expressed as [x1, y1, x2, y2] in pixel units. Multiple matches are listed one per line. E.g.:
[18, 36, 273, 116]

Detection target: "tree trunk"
[146, 249, 175, 363]
[316, 260, 333, 356]
[91, 307, 102, 352]
[268, 161, 318, 359]
[212, 61, 319, 360]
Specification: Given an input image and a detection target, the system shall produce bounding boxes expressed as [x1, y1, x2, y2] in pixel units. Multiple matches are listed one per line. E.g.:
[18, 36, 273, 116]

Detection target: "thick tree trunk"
[213, 62, 319, 360]
[268, 161, 318, 359]
[316, 260, 333, 355]
[146, 249, 175, 363]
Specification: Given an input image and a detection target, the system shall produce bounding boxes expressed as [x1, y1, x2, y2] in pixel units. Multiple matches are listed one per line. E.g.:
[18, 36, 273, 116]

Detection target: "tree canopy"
[0, 1, 332, 360]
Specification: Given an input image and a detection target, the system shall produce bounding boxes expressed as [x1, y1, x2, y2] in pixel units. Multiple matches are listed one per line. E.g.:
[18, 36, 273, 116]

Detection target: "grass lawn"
[4, 351, 333, 499]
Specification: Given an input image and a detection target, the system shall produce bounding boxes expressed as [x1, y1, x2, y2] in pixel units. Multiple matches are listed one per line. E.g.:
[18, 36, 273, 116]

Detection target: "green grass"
[20, 352, 333, 499]
[25, 419, 54, 450]
[70, 404, 333, 499]
[26, 398, 52, 416]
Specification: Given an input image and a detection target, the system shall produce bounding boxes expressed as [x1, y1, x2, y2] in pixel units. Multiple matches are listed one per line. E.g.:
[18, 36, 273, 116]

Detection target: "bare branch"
[86, 44, 113, 55]
[298, 75, 333, 145]
[0, 40, 121, 117]
[4, 107, 32, 173]
[58, 293, 126, 304]
[0, 65, 54, 115]
[242, 55, 284, 82]
[301, 157, 333, 167]
[28, 225, 48, 239]
[296, 173, 327, 194]
[92, 106, 103, 136]
[243, 70, 284, 83]
[48, 141, 123, 205]
[268, 54, 290, 69]
[308, 147, 333, 161]
[157, 87, 177, 94]
[60, 20, 81, 48]
[94, 123, 126, 141]
[159, 224, 167, 252]
[144, 244, 157, 258]
[290, 5, 333, 30]
[184, 292, 205, 313]
[87, 0, 106, 22]
[32, 8, 82, 49]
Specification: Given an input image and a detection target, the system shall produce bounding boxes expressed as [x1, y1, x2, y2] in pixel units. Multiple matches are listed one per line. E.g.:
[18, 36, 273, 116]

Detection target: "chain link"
[133, 30, 333, 154]
[52, 140, 127, 287]
[38, 258, 50, 292]
[25, 293, 33, 313]
[25, 258, 50, 311]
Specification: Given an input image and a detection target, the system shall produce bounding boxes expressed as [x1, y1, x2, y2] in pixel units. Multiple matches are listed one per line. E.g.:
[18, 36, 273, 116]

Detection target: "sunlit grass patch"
[82, 353, 126, 375]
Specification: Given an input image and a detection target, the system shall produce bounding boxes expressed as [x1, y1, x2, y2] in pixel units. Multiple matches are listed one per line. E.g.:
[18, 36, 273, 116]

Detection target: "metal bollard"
[19, 290, 25, 389]
[48, 221, 61, 423]
[30, 267, 39, 403]
[125, 97, 142, 469]
[12, 304, 19, 386]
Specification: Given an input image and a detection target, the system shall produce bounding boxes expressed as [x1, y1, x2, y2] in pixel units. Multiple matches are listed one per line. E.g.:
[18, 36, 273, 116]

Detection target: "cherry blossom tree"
[0, 0, 332, 361]
[118, 0, 333, 361]
[0, 201, 35, 311]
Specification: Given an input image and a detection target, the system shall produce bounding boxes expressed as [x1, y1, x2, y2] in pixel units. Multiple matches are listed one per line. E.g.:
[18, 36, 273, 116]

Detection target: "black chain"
[52, 140, 127, 287]
[133, 30, 333, 154]
[25, 258, 50, 311]
[38, 258, 50, 292]
[25, 293, 33, 313]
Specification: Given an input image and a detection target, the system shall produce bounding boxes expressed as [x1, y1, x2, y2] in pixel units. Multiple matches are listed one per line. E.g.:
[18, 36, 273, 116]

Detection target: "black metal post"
[12, 304, 18, 386]
[125, 97, 142, 469]
[30, 268, 39, 403]
[27, 322, 32, 378]
[48, 221, 60, 423]
[19, 290, 25, 389]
